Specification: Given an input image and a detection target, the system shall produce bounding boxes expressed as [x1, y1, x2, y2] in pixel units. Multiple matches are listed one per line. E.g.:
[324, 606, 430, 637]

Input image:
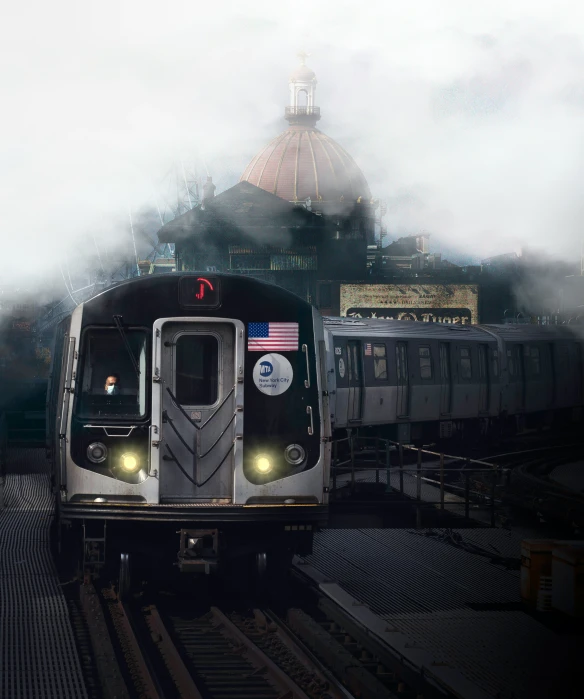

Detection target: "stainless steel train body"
[323, 318, 584, 441]
[47, 274, 330, 573]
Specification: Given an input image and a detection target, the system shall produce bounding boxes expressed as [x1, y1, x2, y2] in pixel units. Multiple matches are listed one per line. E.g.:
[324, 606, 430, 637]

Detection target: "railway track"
[76, 585, 366, 698]
[74, 572, 449, 699]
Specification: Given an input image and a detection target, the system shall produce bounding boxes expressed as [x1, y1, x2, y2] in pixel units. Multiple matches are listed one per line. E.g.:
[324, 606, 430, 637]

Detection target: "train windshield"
[75, 328, 147, 418]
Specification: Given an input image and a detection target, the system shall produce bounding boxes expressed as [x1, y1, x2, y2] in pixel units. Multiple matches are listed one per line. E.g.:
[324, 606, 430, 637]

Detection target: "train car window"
[373, 344, 387, 380]
[76, 329, 147, 418]
[530, 347, 540, 376]
[419, 346, 432, 380]
[459, 347, 472, 380]
[175, 335, 218, 406]
[492, 350, 499, 378]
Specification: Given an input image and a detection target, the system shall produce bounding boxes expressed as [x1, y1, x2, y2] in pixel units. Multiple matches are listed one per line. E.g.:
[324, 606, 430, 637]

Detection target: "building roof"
[157, 181, 327, 246]
[241, 126, 371, 207]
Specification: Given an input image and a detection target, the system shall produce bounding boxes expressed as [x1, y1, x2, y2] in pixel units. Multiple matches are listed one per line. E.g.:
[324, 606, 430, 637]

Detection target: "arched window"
[297, 89, 308, 108]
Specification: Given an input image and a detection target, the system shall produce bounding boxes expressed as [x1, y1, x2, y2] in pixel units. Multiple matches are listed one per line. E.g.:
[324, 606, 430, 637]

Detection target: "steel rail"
[146, 604, 316, 699]
[143, 605, 203, 699]
[256, 608, 365, 699]
[101, 587, 162, 699]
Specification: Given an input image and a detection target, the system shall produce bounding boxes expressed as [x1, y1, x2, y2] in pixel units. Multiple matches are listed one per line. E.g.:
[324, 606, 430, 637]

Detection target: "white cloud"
[1, 0, 583, 292]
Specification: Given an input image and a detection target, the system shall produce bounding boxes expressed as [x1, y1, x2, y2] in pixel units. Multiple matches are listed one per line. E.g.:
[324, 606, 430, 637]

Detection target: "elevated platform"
[296, 527, 583, 698]
[0, 449, 87, 698]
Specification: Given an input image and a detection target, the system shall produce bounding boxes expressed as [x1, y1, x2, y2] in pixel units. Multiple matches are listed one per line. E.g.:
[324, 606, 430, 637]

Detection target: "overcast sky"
[1, 0, 583, 292]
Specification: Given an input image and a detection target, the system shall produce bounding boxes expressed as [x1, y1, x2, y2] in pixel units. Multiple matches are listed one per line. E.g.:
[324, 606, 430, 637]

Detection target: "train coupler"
[176, 528, 219, 574]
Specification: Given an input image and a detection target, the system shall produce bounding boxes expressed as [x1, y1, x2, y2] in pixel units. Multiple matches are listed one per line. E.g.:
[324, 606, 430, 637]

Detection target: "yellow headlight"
[120, 453, 140, 473]
[254, 455, 272, 474]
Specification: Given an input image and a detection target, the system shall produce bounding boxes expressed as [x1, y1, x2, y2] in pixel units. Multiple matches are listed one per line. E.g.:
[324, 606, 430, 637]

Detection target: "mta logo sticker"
[259, 361, 273, 377]
[252, 354, 293, 396]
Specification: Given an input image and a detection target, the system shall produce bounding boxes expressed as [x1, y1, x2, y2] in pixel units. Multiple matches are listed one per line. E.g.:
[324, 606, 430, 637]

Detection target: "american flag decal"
[248, 322, 299, 352]
[364, 343, 372, 356]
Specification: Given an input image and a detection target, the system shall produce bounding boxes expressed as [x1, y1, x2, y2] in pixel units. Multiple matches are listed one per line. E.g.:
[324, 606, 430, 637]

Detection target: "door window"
[492, 350, 499, 378]
[530, 347, 540, 376]
[348, 343, 361, 383]
[507, 349, 515, 377]
[419, 346, 432, 380]
[396, 343, 408, 384]
[175, 334, 218, 406]
[460, 347, 472, 380]
[478, 345, 488, 380]
[439, 343, 450, 380]
[373, 344, 387, 380]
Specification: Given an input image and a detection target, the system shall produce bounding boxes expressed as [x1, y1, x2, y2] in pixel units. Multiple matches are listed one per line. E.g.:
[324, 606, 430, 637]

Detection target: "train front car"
[51, 274, 329, 580]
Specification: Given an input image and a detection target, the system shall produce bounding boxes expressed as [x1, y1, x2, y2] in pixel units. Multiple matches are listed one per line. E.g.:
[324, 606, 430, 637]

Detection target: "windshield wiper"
[113, 315, 141, 378]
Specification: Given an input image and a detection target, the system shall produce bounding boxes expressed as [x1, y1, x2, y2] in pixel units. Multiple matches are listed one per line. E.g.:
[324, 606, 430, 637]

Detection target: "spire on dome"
[297, 50, 310, 65]
[285, 53, 320, 127]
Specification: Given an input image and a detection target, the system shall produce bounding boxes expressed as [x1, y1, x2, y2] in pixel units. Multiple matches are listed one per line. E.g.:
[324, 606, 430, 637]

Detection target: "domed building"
[157, 56, 376, 308]
[241, 55, 376, 241]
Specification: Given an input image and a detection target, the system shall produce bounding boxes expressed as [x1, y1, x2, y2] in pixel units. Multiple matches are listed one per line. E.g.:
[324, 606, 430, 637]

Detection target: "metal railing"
[331, 435, 509, 526]
[285, 106, 321, 117]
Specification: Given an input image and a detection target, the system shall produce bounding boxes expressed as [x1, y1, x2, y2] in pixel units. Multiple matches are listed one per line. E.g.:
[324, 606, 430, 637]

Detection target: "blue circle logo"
[259, 361, 273, 377]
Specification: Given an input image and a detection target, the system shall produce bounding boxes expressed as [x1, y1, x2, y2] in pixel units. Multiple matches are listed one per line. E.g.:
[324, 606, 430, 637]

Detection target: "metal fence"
[331, 435, 509, 526]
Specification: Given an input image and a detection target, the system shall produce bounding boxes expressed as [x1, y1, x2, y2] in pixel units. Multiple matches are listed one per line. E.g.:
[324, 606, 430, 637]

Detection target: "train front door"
[346, 341, 363, 422]
[154, 319, 242, 502]
[396, 341, 410, 418]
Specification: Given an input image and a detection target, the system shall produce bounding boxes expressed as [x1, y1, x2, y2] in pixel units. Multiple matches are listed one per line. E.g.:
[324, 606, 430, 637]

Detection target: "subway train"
[47, 272, 583, 580]
[324, 317, 584, 443]
[47, 273, 330, 581]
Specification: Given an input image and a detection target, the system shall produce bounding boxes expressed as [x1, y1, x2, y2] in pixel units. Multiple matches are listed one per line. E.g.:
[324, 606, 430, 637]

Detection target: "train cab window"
[459, 347, 472, 380]
[419, 346, 432, 379]
[175, 334, 218, 406]
[530, 347, 541, 376]
[76, 329, 147, 418]
[373, 344, 387, 380]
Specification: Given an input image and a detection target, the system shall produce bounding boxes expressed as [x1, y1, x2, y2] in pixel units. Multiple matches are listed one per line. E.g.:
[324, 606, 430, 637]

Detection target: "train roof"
[81, 272, 311, 309]
[480, 324, 582, 341]
[323, 317, 584, 342]
[323, 317, 492, 341]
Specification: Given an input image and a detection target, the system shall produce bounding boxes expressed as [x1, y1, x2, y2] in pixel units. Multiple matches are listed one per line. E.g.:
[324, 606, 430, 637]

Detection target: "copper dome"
[240, 126, 371, 205]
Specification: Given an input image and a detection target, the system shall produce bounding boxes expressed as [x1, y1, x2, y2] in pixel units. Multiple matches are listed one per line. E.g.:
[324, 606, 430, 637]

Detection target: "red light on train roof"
[179, 275, 220, 308]
[195, 277, 214, 300]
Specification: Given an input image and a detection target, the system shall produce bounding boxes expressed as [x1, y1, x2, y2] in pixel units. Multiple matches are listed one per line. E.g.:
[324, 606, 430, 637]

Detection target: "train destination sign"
[340, 283, 479, 324]
[179, 275, 221, 308]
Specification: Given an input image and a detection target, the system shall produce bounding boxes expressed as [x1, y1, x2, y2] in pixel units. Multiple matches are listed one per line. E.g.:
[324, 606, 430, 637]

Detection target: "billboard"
[340, 284, 479, 324]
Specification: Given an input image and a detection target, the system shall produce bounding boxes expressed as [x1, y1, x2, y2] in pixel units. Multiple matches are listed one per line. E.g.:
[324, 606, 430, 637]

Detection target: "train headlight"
[284, 444, 305, 466]
[254, 455, 272, 474]
[120, 452, 141, 473]
[87, 442, 108, 464]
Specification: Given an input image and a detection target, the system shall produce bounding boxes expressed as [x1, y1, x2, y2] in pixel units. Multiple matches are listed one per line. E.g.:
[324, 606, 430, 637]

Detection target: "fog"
[1, 0, 583, 297]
